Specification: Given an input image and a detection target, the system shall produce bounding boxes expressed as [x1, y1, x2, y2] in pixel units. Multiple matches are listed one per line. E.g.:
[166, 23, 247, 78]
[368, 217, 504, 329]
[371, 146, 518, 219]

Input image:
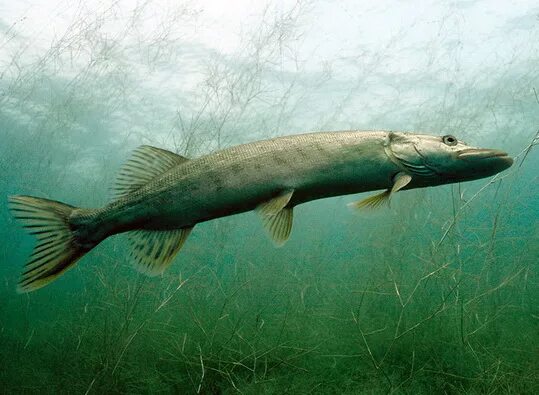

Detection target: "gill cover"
[383, 132, 437, 176]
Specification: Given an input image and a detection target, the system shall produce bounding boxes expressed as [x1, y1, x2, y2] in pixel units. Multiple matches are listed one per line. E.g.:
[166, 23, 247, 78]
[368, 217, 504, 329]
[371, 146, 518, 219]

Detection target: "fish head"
[385, 132, 513, 185]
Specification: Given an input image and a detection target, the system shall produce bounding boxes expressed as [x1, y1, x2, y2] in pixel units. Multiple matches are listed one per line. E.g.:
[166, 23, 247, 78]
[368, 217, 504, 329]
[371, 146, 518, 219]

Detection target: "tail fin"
[8, 195, 95, 293]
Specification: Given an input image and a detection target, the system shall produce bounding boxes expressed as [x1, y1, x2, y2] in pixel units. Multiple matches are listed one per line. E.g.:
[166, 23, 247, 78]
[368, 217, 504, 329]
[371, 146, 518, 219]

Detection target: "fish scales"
[95, 131, 389, 232]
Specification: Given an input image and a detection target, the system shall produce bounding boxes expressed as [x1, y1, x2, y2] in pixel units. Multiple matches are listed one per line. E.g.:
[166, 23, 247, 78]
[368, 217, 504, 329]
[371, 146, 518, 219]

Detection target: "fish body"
[90, 131, 394, 236]
[9, 130, 513, 292]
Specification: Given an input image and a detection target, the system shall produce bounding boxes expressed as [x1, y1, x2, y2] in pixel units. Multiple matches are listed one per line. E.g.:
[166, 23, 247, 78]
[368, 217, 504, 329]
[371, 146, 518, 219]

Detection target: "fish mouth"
[457, 148, 513, 170]
[458, 148, 513, 163]
[458, 148, 509, 160]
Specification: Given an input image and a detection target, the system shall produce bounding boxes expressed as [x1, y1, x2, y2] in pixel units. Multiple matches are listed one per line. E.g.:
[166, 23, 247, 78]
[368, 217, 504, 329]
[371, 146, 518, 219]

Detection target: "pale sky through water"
[1, 0, 537, 150]
[3, 0, 537, 73]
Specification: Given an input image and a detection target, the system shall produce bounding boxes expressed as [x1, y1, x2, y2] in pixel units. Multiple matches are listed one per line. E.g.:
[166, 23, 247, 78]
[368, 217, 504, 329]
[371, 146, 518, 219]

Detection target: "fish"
[8, 131, 513, 292]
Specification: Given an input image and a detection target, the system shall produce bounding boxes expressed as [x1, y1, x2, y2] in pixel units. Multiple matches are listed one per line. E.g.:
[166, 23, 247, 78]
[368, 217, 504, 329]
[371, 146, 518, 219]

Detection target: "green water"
[1, 1, 538, 394]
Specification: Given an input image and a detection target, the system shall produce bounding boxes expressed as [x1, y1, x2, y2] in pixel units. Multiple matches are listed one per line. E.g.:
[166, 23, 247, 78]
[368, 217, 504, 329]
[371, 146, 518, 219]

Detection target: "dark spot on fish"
[230, 163, 243, 173]
[273, 155, 288, 165]
[208, 173, 223, 188]
[315, 143, 325, 153]
[297, 149, 309, 159]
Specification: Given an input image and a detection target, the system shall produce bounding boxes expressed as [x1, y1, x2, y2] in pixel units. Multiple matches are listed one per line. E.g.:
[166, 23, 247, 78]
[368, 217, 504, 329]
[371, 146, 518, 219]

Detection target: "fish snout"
[457, 148, 513, 171]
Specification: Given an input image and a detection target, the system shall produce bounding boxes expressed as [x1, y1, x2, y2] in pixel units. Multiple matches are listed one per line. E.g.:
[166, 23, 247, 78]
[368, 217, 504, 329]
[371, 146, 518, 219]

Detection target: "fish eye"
[442, 135, 458, 146]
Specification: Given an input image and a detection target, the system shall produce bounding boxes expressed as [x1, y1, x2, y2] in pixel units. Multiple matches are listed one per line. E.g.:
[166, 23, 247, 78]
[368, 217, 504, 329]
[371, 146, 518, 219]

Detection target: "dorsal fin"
[114, 145, 189, 199]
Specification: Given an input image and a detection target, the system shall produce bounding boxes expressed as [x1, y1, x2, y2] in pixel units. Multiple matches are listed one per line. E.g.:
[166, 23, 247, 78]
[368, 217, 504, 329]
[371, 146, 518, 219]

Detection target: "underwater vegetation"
[1, 1, 538, 394]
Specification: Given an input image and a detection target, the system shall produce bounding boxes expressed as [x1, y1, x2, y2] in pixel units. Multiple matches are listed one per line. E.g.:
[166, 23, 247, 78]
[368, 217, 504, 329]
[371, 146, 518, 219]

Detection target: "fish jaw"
[457, 148, 513, 169]
[444, 148, 514, 181]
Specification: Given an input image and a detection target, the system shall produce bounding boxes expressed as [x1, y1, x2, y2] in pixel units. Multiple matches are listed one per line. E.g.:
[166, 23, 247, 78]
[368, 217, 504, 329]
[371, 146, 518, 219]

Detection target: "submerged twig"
[518, 128, 539, 169]
[196, 344, 205, 394]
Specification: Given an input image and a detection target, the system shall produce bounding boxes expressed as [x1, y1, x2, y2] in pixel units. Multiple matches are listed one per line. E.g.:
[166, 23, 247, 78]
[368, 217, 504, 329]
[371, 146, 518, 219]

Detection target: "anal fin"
[127, 227, 193, 275]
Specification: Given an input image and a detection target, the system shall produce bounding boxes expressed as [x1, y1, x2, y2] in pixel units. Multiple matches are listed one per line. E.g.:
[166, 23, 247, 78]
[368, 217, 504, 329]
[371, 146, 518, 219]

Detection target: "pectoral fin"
[390, 172, 412, 194]
[257, 190, 294, 246]
[348, 172, 412, 210]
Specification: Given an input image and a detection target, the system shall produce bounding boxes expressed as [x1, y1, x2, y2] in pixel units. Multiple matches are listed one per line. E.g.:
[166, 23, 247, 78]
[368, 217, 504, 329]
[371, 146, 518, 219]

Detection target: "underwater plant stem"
[196, 344, 205, 394]
[437, 175, 501, 247]
[460, 297, 466, 345]
[112, 320, 146, 375]
[351, 309, 393, 390]
[111, 275, 189, 377]
[464, 267, 526, 308]
[395, 278, 462, 340]
[156, 274, 188, 312]
[83, 378, 96, 395]
[518, 129, 539, 169]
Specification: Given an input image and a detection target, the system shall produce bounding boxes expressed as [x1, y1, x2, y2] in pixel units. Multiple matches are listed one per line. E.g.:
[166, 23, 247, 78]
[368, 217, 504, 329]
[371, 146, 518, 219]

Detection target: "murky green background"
[1, 1, 538, 393]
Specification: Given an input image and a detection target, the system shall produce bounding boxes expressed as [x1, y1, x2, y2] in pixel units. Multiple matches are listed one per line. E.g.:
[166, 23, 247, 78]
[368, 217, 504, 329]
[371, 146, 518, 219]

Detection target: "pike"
[9, 131, 513, 292]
